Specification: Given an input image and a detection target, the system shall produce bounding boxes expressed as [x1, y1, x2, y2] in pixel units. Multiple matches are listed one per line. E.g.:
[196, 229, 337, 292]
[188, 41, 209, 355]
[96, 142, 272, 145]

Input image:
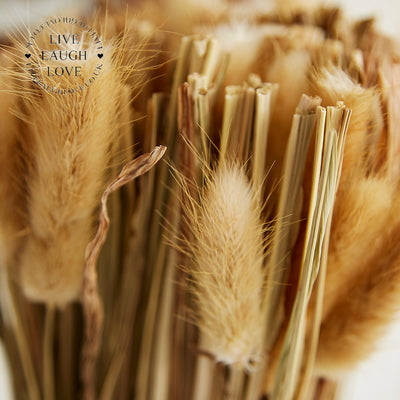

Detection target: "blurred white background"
[1, 0, 400, 399]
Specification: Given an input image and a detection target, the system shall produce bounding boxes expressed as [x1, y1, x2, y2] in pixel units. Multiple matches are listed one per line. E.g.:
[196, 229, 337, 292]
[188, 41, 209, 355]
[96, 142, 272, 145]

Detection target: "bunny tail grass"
[8, 29, 134, 306]
[316, 211, 400, 376]
[184, 163, 266, 369]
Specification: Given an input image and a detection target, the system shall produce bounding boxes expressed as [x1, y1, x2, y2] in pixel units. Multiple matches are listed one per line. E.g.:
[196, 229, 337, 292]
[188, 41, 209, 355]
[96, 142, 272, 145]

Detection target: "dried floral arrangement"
[0, 0, 400, 399]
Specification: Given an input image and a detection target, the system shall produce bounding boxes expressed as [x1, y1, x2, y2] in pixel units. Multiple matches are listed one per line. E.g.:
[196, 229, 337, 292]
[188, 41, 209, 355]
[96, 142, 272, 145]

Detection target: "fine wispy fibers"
[0, 1, 399, 399]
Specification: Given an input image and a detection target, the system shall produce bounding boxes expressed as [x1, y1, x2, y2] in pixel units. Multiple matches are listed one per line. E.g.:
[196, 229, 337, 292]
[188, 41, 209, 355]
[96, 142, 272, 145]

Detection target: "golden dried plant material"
[183, 163, 266, 369]
[262, 94, 320, 346]
[309, 67, 385, 318]
[3, 1, 400, 399]
[311, 39, 346, 71]
[81, 145, 166, 400]
[309, 66, 383, 180]
[272, 103, 350, 400]
[0, 53, 25, 269]
[380, 60, 400, 180]
[308, 65, 400, 377]
[354, 19, 400, 87]
[316, 206, 400, 376]
[265, 50, 311, 185]
[160, 0, 230, 35]
[203, 22, 271, 85]
[18, 60, 120, 306]
[4, 24, 146, 306]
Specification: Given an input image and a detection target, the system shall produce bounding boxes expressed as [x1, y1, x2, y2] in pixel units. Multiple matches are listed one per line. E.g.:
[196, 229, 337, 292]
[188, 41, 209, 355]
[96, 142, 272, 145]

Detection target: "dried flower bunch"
[0, 0, 399, 399]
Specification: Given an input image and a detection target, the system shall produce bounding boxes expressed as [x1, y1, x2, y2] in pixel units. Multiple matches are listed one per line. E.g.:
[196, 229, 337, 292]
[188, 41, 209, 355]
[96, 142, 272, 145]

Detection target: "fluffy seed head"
[309, 66, 384, 178]
[5, 23, 140, 306]
[184, 163, 266, 369]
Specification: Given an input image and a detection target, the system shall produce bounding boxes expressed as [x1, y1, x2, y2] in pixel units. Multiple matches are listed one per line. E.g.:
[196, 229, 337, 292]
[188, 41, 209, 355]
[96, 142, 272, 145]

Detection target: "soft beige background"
[1, 0, 400, 399]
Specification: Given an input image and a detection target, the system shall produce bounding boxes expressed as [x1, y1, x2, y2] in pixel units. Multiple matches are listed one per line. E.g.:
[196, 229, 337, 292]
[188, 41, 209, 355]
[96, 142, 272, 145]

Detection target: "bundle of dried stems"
[0, 1, 400, 399]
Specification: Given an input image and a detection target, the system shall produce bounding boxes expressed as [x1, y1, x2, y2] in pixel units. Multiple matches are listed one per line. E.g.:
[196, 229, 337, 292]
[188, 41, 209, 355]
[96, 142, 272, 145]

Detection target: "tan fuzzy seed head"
[185, 163, 266, 369]
[6, 27, 140, 306]
[309, 66, 384, 178]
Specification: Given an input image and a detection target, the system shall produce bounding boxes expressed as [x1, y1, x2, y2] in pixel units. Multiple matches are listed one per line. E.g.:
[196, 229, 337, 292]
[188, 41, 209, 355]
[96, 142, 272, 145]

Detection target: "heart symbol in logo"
[25, 53, 31, 58]
[97, 54, 103, 59]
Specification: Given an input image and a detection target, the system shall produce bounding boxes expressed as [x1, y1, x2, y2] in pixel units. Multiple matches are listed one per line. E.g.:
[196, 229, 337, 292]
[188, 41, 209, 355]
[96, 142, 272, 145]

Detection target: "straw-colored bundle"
[1, 1, 400, 399]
